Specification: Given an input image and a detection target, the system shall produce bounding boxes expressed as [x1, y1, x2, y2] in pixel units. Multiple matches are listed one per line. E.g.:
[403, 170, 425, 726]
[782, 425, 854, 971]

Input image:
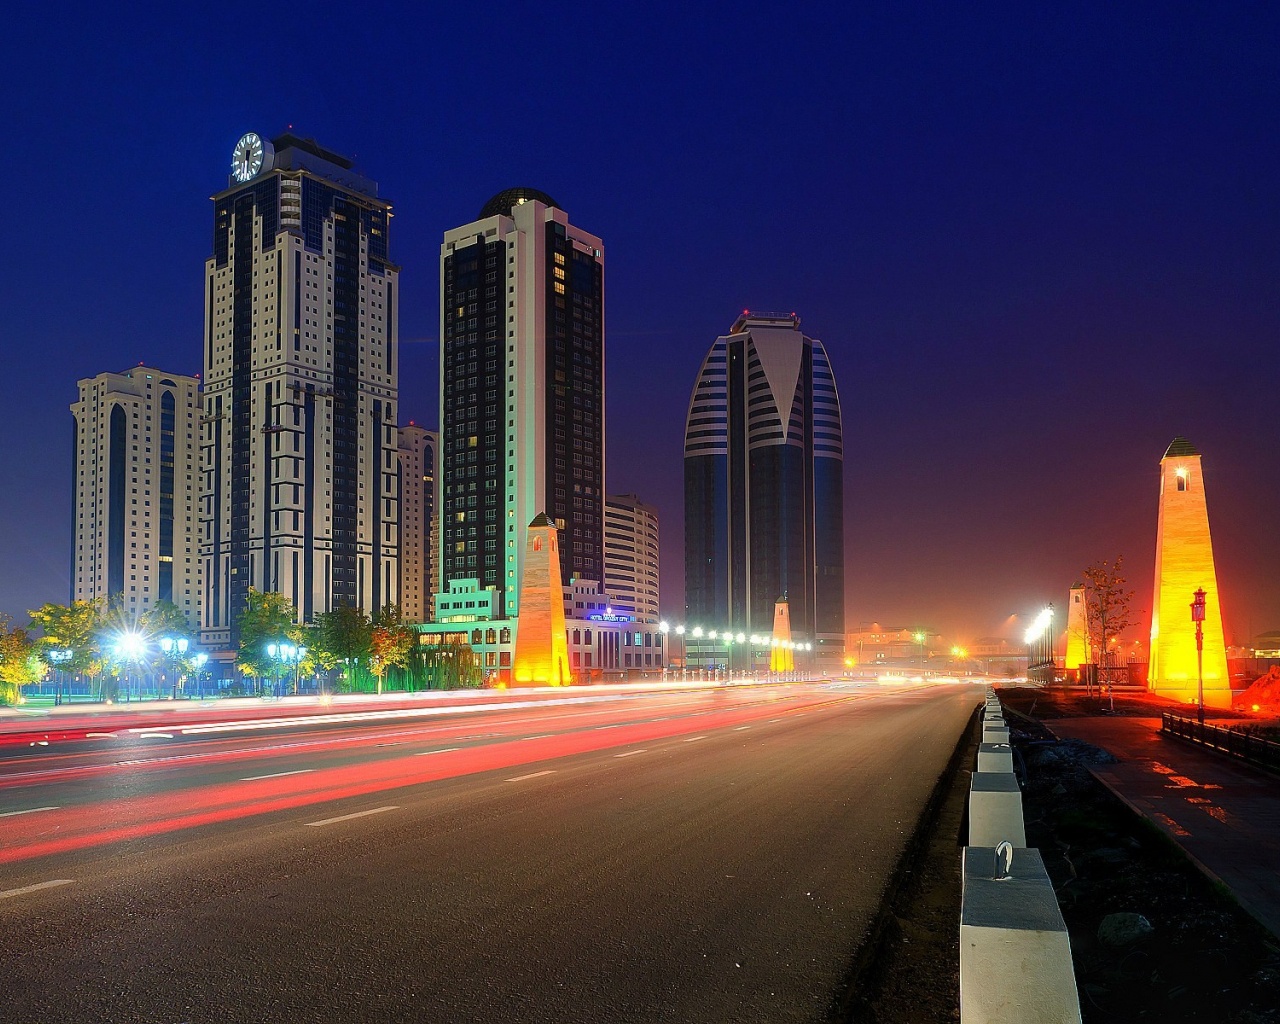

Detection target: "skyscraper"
[438, 189, 604, 619]
[201, 132, 399, 646]
[604, 494, 660, 623]
[71, 366, 203, 629]
[684, 312, 844, 659]
[398, 424, 437, 623]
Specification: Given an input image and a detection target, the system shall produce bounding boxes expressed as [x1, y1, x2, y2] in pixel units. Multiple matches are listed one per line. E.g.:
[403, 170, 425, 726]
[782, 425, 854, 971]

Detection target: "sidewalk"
[1050, 715, 1280, 939]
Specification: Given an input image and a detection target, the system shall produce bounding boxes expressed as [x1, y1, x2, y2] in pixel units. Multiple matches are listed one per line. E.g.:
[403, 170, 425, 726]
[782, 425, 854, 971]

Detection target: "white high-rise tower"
[201, 132, 399, 646]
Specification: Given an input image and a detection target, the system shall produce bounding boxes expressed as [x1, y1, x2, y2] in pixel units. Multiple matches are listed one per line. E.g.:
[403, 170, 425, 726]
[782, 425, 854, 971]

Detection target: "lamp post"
[691, 627, 703, 679]
[267, 641, 306, 697]
[48, 648, 73, 705]
[676, 625, 685, 681]
[158, 635, 189, 699]
[191, 652, 209, 700]
[914, 631, 926, 674]
[1191, 587, 1206, 726]
[659, 621, 669, 681]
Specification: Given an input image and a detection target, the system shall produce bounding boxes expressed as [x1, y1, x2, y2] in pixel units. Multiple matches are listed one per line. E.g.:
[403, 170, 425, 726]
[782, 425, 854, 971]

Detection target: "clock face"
[231, 132, 273, 183]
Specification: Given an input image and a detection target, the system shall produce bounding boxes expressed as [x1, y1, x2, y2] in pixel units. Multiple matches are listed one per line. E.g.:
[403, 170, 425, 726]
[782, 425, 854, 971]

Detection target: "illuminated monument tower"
[1148, 437, 1230, 706]
[1064, 583, 1090, 672]
[512, 514, 572, 685]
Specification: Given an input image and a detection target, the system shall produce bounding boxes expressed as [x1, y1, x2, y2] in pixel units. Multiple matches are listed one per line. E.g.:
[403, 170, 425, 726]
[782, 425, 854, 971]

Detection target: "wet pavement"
[1050, 716, 1280, 939]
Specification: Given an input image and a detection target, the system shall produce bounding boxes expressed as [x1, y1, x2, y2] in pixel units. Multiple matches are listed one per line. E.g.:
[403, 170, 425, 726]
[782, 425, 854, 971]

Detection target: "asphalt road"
[0, 681, 978, 1023]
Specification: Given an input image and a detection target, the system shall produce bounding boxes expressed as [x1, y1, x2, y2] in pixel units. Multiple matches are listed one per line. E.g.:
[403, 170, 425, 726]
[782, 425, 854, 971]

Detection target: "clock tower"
[200, 132, 400, 645]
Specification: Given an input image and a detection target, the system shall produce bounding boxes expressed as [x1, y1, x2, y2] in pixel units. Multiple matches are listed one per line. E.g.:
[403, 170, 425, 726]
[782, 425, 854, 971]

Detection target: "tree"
[369, 605, 416, 695]
[0, 616, 44, 704]
[28, 599, 107, 697]
[1082, 557, 1136, 710]
[235, 589, 298, 688]
[313, 605, 373, 691]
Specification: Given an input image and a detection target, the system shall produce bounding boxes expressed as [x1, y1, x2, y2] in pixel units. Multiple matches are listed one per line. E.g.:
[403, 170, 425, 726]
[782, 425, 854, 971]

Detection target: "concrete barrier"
[960, 845, 1083, 1023]
[977, 742, 1014, 773]
[969, 772, 1026, 847]
[982, 725, 1010, 745]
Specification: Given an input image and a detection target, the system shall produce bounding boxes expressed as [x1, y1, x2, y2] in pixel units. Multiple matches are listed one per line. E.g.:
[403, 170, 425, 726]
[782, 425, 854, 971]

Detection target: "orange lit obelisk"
[1064, 583, 1090, 672]
[512, 513, 572, 686]
[770, 596, 794, 674]
[1148, 437, 1230, 707]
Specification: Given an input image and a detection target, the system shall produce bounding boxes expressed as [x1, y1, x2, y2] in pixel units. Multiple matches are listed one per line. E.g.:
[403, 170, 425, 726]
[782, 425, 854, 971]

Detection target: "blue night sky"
[1, 3, 1276, 643]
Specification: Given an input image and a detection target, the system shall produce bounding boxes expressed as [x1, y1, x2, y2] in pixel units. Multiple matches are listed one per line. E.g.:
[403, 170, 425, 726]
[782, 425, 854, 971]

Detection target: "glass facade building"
[683, 313, 844, 654]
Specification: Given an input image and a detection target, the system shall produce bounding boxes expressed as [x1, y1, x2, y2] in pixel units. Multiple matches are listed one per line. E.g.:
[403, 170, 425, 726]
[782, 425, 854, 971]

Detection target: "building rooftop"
[1163, 436, 1200, 459]
[480, 187, 560, 218]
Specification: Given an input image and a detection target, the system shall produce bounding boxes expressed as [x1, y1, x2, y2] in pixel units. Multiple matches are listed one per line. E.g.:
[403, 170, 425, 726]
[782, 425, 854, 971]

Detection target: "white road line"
[138, 732, 174, 739]
[414, 746, 459, 756]
[522, 734, 552, 740]
[85, 732, 118, 739]
[683, 736, 707, 742]
[304, 806, 398, 827]
[613, 749, 646, 758]
[0, 806, 59, 818]
[734, 726, 752, 731]
[240, 769, 315, 782]
[506, 770, 556, 782]
[0, 879, 73, 900]
[768, 719, 782, 723]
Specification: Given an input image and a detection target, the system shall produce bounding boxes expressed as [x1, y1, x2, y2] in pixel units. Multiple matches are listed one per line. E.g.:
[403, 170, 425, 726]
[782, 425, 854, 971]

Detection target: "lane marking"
[138, 732, 174, 740]
[414, 746, 459, 756]
[506, 770, 556, 782]
[734, 726, 752, 731]
[240, 769, 315, 782]
[0, 879, 73, 900]
[768, 719, 782, 723]
[85, 732, 118, 739]
[684, 736, 707, 742]
[522, 734, 552, 740]
[304, 806, 398, 827]
[614, 749, 646, 758]
[0, 806, 59, 818]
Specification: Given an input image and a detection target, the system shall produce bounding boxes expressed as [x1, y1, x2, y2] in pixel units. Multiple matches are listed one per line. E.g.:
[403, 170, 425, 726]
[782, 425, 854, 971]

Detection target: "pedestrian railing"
[1161, 713, 1280, 774]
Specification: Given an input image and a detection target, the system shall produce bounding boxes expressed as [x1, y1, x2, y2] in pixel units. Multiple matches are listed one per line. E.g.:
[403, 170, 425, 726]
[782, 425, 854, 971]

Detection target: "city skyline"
[2, 6, 1278, 643]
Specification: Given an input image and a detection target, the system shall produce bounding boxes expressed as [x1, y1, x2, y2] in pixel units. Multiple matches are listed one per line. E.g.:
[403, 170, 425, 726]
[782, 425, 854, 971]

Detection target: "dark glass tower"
[439, 190, 604, 619]
[684, 312, 844, 653]
[202, 133, 399, 646]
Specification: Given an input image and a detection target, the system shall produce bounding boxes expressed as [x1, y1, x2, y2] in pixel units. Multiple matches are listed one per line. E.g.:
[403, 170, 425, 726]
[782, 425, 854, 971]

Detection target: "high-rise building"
[201, 132, 399, 646]
[683, 312, 845, 661]
[438, 189, 604, 619]
[1148, 436, 1230, 706]
[604, 494, 660, 623]
[71, 366, 203, 629]
[398, 424, 437, 623]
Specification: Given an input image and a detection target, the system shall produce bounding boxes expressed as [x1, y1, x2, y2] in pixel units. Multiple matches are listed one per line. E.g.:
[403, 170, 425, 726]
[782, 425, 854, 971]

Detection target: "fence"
[1161, 713, 1280, 774]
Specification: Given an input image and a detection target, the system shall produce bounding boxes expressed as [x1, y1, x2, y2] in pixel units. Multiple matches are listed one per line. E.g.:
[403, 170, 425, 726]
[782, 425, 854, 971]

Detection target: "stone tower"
[512, 514, 572, 686]
[770, 597, 794, 674]
[1064, 583, 1090, 671]
[1148, 437, 1230, 707]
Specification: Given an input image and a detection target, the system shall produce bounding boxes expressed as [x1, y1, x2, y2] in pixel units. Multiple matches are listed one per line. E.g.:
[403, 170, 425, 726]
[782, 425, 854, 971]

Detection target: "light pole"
[659, 621, 669, 681]
[914, 631, 926, 674]
[192, 652, 209, 700]
[48, 648, 73, 705]
[1191, 588, 1206, 726]
[692, 627, 703, 679]
[676, 625, 685, 681]
[158, 635, 189, 699]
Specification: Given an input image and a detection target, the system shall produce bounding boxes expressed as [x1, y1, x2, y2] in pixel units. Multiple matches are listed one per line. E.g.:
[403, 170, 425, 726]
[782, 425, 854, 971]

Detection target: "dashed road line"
[506, 770, 556, 782]
[0, 879, 73, 900]
[304, 806, 398, 827]
[683, 736, 707, 742]
[614, 749, 646, 758]
[240, 769, 315, 782]
[734, 726, 752, 731]
[0, 806, 59, 818]
[85, 732, 118, 739]
[414, 746, 459, 756]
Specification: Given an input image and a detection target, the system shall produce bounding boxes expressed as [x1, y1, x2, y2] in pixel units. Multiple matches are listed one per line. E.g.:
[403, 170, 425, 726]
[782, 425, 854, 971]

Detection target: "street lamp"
[1191, 588, 1206, 726]
[158, 635, 189, 699]
[267, 641, 307, 697]
[111, 632, 148, 702]
[659, 621, 669, 681]
[676, 625, 685, 680]
[191, 652, 209, 700]
[914, 631, 926, 673]
[692, 627, 704, 678]
[48, 648, 73, 705]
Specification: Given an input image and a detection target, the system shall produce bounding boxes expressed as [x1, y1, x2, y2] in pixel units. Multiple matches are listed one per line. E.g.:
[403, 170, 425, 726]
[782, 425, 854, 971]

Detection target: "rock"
[1097, 912, 1154, 947]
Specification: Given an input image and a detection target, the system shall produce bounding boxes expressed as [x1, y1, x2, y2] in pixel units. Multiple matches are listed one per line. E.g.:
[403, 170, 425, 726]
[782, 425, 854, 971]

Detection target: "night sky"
[2, 4, 1276, 645]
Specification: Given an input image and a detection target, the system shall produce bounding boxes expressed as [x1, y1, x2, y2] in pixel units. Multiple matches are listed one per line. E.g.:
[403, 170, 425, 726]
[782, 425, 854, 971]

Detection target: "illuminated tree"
[1082, 557, 1136, 708]
[28, 599, 108, 697]
[0, 616, 44, 704]
[235, 589, 298, 688]
[369, 605, 415, 695]
[313, 605, 373, 691]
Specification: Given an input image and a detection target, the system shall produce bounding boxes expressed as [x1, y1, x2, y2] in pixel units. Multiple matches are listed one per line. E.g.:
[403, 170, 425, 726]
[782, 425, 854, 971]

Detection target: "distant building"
[684, 312, 845, 666]
[438, 189, 605, 620]
[71, 366, 203, 629]
[398, 425, 437, 623]
[201, 131, 400, 646]
[604, 494, 660, 623]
